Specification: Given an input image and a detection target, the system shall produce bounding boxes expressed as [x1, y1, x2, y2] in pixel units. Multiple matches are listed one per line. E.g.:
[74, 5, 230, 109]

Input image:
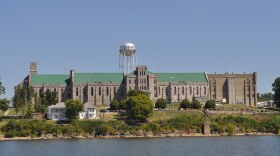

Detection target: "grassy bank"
[1, 114, 280, 139]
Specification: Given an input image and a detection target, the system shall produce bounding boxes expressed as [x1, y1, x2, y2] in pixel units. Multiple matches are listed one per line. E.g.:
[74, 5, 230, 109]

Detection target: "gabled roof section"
[156, 73, 207, 83]
[47, 102, 65, 109]
[74, 73, 123, 83]
[31, 74, 70, 85]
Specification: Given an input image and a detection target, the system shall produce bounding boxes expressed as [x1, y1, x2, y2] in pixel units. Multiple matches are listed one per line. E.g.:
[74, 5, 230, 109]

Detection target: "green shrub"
[142, 122, 161, 134]
[61, 125, 76, 136]
[95, 124, 115, 136]
[155, 98, 167, 109]
[192, 100, 201, 109]
[4, 131, 16, 138]
[167, 115, 203, 133]
[225, 123, 236, 135]
[210, 123, 224, 134]
[180, 99, 191, 109]
[205, 100, 215, 109]
[110, 100, 119, 110]
[119, 99, 127, 110]
[77, 120, 104, 134]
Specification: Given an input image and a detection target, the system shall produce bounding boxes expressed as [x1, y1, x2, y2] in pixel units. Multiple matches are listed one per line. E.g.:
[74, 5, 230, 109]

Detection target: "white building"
[79, 102, 97, 119]
[47, 102, 67, 120]
[47, 102, 96, 120]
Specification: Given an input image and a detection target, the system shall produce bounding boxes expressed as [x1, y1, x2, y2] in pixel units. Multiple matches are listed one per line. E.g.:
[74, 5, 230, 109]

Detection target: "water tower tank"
[119, 42, 137, 74]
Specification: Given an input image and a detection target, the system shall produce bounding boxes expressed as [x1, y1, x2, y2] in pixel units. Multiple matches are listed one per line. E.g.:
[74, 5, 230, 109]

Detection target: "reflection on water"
[0, 136, 280, 156]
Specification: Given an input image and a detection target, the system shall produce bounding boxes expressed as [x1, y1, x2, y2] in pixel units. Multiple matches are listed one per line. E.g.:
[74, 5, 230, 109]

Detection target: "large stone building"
[21, 43, 257, 106]
[25, 63, 209, 105]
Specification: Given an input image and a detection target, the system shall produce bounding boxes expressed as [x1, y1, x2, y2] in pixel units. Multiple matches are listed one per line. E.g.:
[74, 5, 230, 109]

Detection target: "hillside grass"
[151, 110, 203, 121]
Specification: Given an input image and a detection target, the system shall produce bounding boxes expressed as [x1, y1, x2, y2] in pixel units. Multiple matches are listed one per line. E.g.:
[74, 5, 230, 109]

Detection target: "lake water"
[0, 136, 280, 156]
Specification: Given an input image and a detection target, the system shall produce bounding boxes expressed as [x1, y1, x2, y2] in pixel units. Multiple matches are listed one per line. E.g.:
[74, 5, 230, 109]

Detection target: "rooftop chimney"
[30, 62, 37, 75]
[70, 69, 75, 84]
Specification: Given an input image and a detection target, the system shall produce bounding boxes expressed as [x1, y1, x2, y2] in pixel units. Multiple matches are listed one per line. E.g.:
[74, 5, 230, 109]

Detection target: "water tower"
[119, 42, 137, 74]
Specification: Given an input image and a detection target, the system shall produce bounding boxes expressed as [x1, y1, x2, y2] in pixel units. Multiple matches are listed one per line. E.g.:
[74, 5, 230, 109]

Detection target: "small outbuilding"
[47, 102, 96, 120]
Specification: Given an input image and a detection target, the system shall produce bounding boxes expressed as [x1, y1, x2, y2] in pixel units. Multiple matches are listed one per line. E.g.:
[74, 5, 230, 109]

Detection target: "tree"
[180, 99, 191, 109]
[110, 100, 119, 110]
[13, 85, 34, 117]
[257, 92, 273, 102]
[126, 90, 153, 124]
[192, 99, 201, 109]
[42, 89, 58, 106]
[0, 98, 9, 111]
[0, 79, 5, 95]
[65, 99, 84, 120]
[205, 100, 216, 109]
[127, 90, 149, 97]
[272, 77, 280, 108]
[26, 86, 34, 118]
[34, 92, 46, 114]
[119, 99, 127, 110]
[155, 98, 167, 109]
[13, 86, 21, 115]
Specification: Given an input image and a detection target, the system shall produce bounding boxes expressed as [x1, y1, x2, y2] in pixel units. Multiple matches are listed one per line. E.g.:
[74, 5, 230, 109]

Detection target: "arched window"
[129, 79, 131, 84]
[61, 89, 64, 99]
[190, 87, 192, 95]
[39, 88, 44, 98]
[114, 87, 116, 96]
[197, 87, 199, 95]
[204, 87, 207, 95]
[174, 87, 176, 95]
[182, 87, 184, 94]
[99, 87, 101, 96]
[158, 87, 161, 95]
[76, 88, 79, 96]
[106, 87, 109, 96]
[166, 87, 168, 96]
[91, 87, 94, 96]
[154, 86, 157, 97]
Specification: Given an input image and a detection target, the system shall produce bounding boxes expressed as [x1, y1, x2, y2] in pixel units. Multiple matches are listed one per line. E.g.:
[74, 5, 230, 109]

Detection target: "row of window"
[128, 78, 148, 84]
[139, 86, 147, 90]
[39, 88, 69, 99]
[139, 70, 146, 76]
[158, 86, 207, 96]
[77, 87, 118, 97]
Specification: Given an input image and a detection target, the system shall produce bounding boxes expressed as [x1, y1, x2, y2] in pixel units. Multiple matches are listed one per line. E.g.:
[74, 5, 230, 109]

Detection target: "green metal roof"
[74, 73, 124, 83]
[155, 73, 207, 83]
[30, 72, 206, 85]
[31, 74, 70, 85]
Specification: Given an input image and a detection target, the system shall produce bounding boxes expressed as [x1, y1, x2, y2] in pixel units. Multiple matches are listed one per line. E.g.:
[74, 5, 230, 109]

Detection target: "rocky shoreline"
[0, 132, 276, 141]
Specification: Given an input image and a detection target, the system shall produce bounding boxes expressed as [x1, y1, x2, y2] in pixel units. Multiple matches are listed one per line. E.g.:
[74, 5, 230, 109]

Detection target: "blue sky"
[0, 0, 279, 99]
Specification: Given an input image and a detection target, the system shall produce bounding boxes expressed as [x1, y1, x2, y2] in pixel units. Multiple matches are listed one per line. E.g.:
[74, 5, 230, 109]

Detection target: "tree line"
[13, 85, 58, 118]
